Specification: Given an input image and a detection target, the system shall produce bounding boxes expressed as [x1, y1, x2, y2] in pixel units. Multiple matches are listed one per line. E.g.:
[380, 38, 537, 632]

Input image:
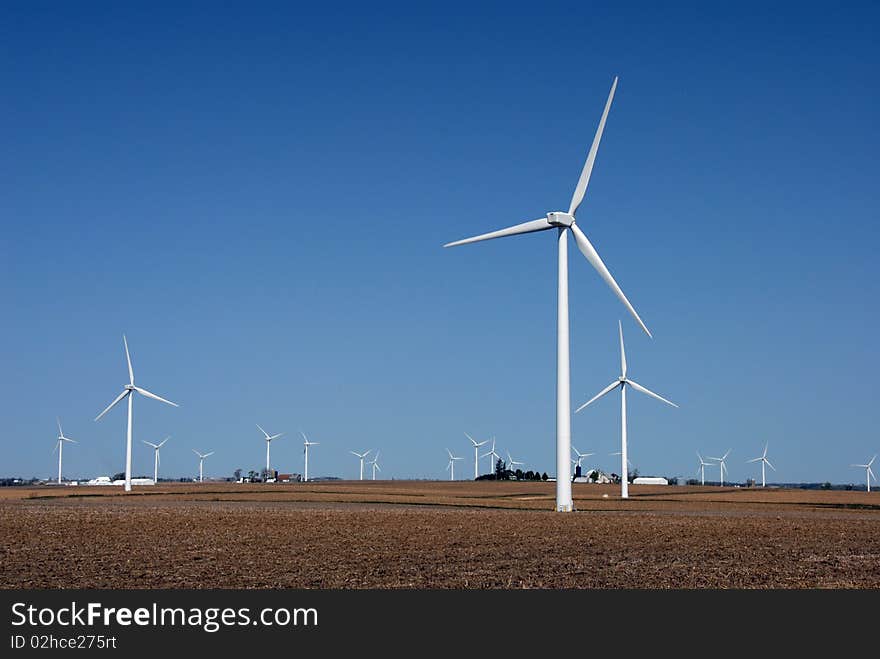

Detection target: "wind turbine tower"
[53, 418, 78, 485]
[142, 436, 170, 484]
[576, 321, 677, 499]
[95, 335, 178, 492]
[465, 433, 489, 479]
[445, 78, 652, 511]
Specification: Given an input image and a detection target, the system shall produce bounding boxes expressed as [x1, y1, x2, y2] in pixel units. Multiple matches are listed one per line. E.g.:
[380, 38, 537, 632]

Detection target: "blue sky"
[2, 2, 878, 485]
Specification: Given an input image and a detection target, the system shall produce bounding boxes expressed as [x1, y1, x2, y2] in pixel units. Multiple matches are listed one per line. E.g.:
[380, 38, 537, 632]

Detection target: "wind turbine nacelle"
[547, 212, 574, 227]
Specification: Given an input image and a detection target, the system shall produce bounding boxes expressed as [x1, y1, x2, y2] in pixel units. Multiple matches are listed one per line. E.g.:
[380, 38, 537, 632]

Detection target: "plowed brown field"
[2, 481, 879, 588]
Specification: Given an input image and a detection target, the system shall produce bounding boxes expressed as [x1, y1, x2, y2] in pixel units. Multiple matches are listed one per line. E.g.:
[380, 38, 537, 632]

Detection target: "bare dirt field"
[2, 481, 879, 588]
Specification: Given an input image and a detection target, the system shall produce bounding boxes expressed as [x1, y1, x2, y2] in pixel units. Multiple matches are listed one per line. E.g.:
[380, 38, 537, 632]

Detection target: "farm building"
[632, 477, 668, 485]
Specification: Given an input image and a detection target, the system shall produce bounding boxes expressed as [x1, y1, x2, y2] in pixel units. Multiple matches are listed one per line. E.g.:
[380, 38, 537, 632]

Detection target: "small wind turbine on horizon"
[696, 452, 712, 486]
[368, 451, 381, 481]
[256, 424, 283, 474]
[53, 418, 78, 485]
[576, 321, 678, 499]
[300, 431, 319, 482]
[192, 449, 214, 483]
[350, 450, 371, 481]
[850, 455, 876, 492]
[747, 443, 775, 487]
[142, 436, 170, 484]
[445, 77, 651, 512]
[708, 450, 731, 487]
[95, 335, 178, 492]
[446, 449, 463, 481]
[465, 433, 489, 479]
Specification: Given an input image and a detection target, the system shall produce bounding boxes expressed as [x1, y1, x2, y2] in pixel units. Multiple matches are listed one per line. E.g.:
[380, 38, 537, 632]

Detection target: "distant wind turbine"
[707, 450, 731, 487]
[465, 432, 489, 479]
[142, 436, 170, 484]
[368, 451, 381, 481]
[480, 438, 502, 474]
[256, 424, 283, 474]
[53, 418, 78, 485]
[696, 452, 712, 486]
[571, 446, 594, 470]
[95, 335, 178, 492]
[350, 450, 371, 481]
[300, 431, 319, 482]
[192, 449, 214, 483]
[850, 455, 876, 492]
[446, 449, 463, 481]
[576, 321, 678, 499]
[506, 451, 524, 471]
[747, 443, 775, 487]
[445, 77, 651, 512]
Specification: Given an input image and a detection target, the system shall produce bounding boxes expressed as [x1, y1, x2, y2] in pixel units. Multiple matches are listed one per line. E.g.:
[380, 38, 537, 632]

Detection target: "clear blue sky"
[2, 1, 878, 485]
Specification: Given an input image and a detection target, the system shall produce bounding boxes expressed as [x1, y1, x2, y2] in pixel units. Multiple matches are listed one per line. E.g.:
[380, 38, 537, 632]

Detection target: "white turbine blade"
[465, 432, 489, 448]
[618, 320, 627, 378]
[570, 223, 651, 338]
[762, 443, 769, 459]
[868, 467, 875, 483]
[765, 458, 776, 471]
[204, 452, 214, 458]
[56, 417, 63, 436]
[575, 380, 620, 413]
[447, 448, 454, 459]
[722, 449, 731, 461]
[747, 457, 762, 463]
[123, 334, 134, 384]
[268, 433, 284, 441]
[625, 379, 678, 408]
[444, 218, 553, 248]
[257, 424, 270, 439]
[569, 76, 617, 217]
[349, 451, 360, 457]
[158, 436, 171, 448]
[133, 386, 178, 407]
[375, 464, 381, 472]
[142, 440, 158, 448]
[192, 449, 201, 457]
[52, 441, 59, 454]
[95, 389, 129, 421]
[869, 455, 877, 467]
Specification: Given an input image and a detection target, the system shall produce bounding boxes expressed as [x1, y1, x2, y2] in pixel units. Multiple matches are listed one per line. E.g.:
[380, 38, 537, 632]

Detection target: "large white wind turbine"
[480, 438, 502, 474]
[696, 452, 712, 486]
[707, 450, 731, 487]
[192, 449, 214, 483]
[256, 424, 284, 474]
[747, 443, 775, 487]
[465, 432, 489, 479]
[576, 321, 677, 499]
[53, 418, 78, 485]
[368, 451, 381, 481]
[350, 450, 371, 481]
[445, 78, 651, 511]
[300, 431, 319, 482]
[142, 436, 170, 484]
[850, 455, 876, 492]
[95, 335, 179, 492]
[446, 449, 463, 481]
